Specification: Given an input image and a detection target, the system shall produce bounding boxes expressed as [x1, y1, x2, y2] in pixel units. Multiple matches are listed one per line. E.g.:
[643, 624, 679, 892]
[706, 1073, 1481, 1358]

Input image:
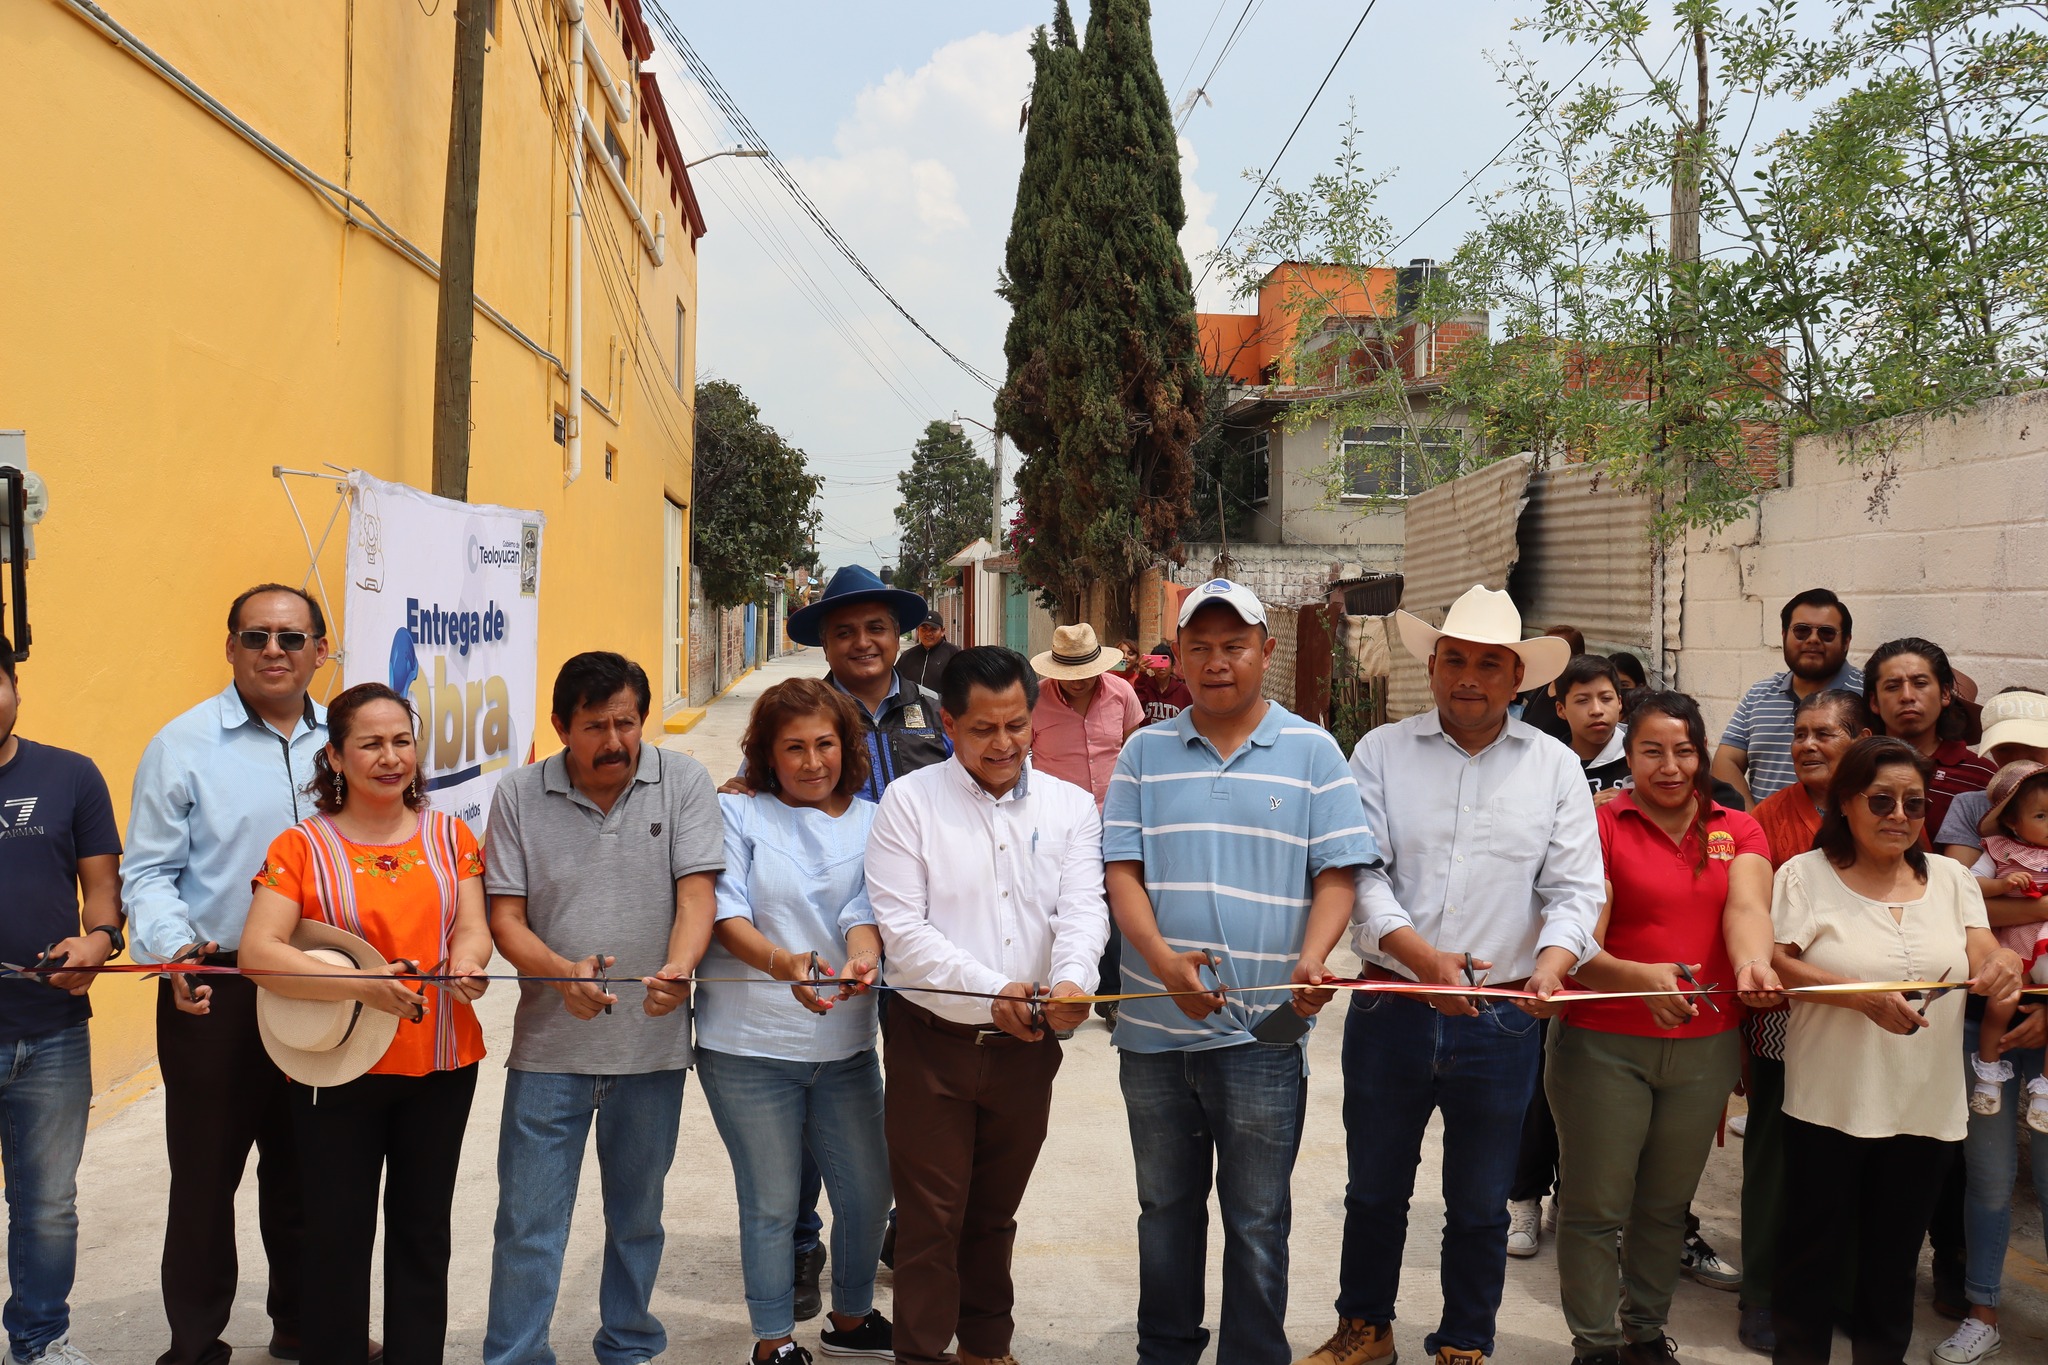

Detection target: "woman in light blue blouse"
[697, 679, 891, 1365]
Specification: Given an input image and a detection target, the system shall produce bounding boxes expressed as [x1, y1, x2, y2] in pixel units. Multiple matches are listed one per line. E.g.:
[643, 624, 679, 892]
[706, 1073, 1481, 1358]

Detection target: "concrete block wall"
[1675, 390, 2048, 738]
[1172, 542, 1397, 608]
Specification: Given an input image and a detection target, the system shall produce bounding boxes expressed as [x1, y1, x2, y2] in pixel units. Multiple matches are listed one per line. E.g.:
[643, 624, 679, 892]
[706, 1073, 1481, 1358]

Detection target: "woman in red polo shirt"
[1546, 691, 1782, 1365]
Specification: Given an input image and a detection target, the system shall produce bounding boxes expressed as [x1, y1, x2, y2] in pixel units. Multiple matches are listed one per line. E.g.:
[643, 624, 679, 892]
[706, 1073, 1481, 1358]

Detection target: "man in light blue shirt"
[1105, 580, 1379, 1365]
[123, 584, 329, 1365]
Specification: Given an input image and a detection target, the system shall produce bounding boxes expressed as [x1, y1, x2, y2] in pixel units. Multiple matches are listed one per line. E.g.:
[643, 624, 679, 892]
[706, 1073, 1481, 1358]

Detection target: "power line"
[1381, 40, 1613, 264]
[643, 1, 1000, 392]
[1192, 0, 1378, 296]
[1177, 0, 1267, 130]
[1168, 0, 1233, 108]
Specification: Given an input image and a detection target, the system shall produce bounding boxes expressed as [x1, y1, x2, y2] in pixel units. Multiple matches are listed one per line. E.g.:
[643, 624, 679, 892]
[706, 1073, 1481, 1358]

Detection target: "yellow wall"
[0, 0, 700, 1093]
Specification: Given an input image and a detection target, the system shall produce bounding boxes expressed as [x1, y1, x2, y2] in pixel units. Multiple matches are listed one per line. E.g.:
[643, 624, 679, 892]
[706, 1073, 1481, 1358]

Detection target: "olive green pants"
[1547, 1022, 1741, 1353]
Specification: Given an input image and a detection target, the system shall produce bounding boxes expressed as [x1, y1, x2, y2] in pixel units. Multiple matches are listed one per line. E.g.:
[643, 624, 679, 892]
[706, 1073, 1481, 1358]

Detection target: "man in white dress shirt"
[1298, 586, 1603, 1365]
[867, 646, 1110, 1365]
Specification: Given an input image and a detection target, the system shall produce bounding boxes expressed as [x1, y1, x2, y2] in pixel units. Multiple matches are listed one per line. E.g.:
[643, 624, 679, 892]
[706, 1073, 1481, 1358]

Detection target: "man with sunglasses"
[1712, 588, 1862, 809]
[125, 584, 335, 1365]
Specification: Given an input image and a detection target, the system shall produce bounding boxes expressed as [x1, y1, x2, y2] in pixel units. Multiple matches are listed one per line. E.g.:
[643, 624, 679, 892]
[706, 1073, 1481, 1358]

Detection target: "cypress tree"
[995, 4, 1078, 581]
[1001, 0, 1203, 627]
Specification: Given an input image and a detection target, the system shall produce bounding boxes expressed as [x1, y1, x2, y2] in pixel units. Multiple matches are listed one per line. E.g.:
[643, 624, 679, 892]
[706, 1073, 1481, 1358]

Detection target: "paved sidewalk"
[38, 649, 2048, 1361]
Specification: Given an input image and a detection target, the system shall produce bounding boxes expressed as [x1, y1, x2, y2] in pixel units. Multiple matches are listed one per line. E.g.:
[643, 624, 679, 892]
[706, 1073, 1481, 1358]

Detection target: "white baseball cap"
[1177, 579, 1268, 629]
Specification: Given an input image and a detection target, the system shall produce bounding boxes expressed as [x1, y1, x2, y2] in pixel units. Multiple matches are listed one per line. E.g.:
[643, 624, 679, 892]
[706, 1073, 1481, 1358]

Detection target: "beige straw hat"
[1032, 624, 1122, 682]
[1394, 584, 1572, 692]
[255, 921, 402, 1088]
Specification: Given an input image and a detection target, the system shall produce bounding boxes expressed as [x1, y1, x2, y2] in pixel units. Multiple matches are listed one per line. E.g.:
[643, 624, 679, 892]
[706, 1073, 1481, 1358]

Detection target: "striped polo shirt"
[1103, 701, 1380, 1053]
[1720, 663, 1864, 802]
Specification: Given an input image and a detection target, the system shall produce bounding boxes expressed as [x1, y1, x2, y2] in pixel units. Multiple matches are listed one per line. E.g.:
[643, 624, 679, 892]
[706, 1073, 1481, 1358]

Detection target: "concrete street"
[46, 647, 2048, 1362]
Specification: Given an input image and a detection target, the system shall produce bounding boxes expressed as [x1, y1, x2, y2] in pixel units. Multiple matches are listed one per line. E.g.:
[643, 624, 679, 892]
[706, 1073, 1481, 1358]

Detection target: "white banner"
[343, 473, 544, 833]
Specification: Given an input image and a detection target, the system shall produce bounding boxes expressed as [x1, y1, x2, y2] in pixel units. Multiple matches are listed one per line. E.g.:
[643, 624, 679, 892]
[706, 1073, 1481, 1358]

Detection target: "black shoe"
[753, 1344, 814, 1365]
[793, 1244, 826, 1322]
[1621, 1336, 1679, 1364]
[878, 1220, 896, 1270]
[1738, 1306, 1776, 1355]
[1932, 1269, 1968, 1321]
[1094, 1000, 1119, 1023]
[1572, 1353, 1622, 1365]
[818, 1309, 893, 1359]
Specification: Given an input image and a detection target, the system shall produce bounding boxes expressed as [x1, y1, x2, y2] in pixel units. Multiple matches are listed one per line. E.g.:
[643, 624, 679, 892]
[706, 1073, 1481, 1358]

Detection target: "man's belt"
[1360, 963, 1532, 994]
[895, 996, 1052, 1048]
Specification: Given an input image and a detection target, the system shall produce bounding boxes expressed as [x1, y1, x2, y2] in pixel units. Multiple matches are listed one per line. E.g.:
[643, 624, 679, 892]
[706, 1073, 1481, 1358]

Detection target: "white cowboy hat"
[1395, 584, 1572, 692]
[255, 921, 402, 1088]
[1975, 690, 2048, 758]
[1032, 623, 1122, 682]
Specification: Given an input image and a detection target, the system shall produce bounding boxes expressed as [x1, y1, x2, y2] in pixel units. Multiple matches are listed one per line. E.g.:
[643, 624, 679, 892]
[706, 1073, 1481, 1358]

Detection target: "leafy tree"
[999, 0, 1205, 627]
[893, 421, 994, 593]
[691, 379, 822, 609]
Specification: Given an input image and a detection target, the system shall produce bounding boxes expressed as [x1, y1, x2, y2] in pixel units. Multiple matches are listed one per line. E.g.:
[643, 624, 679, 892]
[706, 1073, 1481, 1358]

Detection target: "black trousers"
[156, 972, 305, 1365]
[1773, 1116, 1956, 1365]
[1510, 1018, 1560, 1201]
[290, 1064, 478, 1365]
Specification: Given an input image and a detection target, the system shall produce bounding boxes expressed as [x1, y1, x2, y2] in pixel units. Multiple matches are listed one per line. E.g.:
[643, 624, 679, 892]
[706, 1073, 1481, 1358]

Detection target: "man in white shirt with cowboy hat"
[1298, 585, 1603, 1365]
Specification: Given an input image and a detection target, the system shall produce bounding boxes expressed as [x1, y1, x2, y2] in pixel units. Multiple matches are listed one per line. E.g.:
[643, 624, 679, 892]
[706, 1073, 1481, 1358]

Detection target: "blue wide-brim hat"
[786, 565, 930, 648]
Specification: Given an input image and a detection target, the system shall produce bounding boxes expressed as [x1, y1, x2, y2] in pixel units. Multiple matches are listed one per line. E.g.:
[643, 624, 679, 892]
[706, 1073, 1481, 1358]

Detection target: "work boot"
[1571, 1354, 1621, 1365]
[793, 1243, 826, 1321]
[1294, 1318, 1395, 1365]
[1621, 1337, 1679, 1364]
[956, 1352, 1021, 1365]
[1434, 1350, 1485, 1365]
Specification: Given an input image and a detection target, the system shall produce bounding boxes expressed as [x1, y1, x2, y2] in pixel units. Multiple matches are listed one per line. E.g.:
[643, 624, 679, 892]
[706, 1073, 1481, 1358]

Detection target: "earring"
[333, 772, 345, 804]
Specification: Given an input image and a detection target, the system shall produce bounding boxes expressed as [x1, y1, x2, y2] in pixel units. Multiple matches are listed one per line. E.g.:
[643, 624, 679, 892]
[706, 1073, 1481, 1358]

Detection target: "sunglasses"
[1788, 624, 1841, 643]
[1862, 791, 1928, 819]
[236, 630, 313, 652]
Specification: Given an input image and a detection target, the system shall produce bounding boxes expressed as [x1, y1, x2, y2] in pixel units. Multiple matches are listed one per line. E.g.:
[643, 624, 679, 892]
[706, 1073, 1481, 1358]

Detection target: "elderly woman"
[695, 678, 893, 1365]
[1544, 692, 1781, 1365]
[1735, 689, 1872, 1348]
[239, 683, 492, 1365]
[1768, 737, 2023, 1365]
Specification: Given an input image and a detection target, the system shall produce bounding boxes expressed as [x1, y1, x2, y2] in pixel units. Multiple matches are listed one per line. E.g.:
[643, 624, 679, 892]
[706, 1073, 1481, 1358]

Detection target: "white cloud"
[1176, 132, 1235, 314]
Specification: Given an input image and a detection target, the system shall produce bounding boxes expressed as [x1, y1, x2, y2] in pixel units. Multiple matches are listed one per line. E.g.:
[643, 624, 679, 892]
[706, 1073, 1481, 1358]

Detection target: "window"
[604, 446, 618, 481]
[684, 296, 700, 386]
[603, 120, 628, 175]
[485, 0, 498, 37]
[1244, 429, 1270, 505]
[1341, 425, 1453, 500]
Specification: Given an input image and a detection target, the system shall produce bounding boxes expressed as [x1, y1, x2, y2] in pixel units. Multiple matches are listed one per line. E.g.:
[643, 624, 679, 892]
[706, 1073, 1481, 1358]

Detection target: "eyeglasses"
[235, 630, 313, 652]
[1862, 791, 1928, 819]
[1788, 624, 1841, 643]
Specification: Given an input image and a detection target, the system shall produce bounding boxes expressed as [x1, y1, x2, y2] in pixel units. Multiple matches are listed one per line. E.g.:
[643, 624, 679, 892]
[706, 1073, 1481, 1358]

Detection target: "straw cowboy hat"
[1979, 760, 2048, 837]
[1395, 584, 1572, 692]
[255, 921, 402, 1088]
[1032, 624, 1122, 682]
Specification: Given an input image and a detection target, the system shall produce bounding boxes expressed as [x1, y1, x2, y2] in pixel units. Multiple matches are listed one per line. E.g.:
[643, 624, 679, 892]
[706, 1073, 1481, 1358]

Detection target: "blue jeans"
[483, 1067, 689, 1365]
[0, 1023, 89, 1361]
[1120, 1042, 1309, 1365]
[1335, 993, 1541, 1357]
[1961, 1018, 2048, 1308]
[697, 1048, 891, 1339]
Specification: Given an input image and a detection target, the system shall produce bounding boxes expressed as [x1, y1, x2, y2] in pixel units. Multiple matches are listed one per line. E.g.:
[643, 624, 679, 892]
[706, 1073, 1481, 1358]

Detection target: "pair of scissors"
[1905, 968, 1954, 1019]
[1675, 962, 1722, 1015]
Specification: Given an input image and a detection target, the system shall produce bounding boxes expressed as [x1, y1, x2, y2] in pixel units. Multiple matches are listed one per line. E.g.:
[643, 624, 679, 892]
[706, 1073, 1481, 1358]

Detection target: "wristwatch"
[85, 923, 126, 956]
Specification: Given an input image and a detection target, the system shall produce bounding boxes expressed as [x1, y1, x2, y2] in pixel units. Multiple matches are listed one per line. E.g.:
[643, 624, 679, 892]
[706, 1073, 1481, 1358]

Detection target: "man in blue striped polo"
[1709, 587, 1860, 808]
[1104, 579, 1380, 1365]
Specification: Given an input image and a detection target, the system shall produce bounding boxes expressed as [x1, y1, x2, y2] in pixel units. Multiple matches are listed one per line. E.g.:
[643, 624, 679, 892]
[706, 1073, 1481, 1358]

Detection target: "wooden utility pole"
[430, 0, 490, 502]
[1669, 20, 1708, 339]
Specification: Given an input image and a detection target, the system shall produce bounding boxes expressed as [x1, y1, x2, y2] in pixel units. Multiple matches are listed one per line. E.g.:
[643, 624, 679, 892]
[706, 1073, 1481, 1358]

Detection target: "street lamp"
[948, 411, 1005, 544]
[684, 147, 769, 169]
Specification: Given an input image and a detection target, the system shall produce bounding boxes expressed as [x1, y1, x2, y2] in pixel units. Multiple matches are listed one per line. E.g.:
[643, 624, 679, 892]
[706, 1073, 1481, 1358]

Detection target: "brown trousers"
[883, 1001, 1062, 1365]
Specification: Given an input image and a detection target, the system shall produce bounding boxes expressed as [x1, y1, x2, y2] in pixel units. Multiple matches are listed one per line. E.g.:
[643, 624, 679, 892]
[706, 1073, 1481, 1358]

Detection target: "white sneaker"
[21, 1336, 98, 1365]
[1543, 1196, 1560, 1235]
[2026, 1076, 2048, 1135]
[1971, 1056, 2013, 1116]
[1932, 1316, 2002, 1363]
[1728, 1112, 1749, 1137]
[1507, 1198, 1541, 1257]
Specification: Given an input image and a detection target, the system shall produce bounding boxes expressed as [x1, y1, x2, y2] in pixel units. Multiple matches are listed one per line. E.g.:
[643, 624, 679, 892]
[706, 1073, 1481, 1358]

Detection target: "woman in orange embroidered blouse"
[240, 682, 492, 1365]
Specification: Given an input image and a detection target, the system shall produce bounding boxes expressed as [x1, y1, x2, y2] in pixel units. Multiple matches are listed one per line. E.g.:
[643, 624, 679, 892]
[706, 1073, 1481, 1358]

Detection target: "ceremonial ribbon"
[6, 959, 2044, 1005]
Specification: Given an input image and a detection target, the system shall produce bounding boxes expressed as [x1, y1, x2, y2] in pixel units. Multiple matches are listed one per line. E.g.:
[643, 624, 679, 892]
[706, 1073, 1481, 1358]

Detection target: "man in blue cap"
[723, 564, 950, 1316]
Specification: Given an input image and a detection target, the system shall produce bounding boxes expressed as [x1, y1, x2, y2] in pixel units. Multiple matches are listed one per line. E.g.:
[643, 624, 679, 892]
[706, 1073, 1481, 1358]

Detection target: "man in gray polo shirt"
[481, 652, 723, 1365]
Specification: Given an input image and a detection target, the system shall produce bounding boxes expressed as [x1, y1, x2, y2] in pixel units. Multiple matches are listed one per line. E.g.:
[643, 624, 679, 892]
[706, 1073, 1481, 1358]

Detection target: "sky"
[641, 1, 1631, 570]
